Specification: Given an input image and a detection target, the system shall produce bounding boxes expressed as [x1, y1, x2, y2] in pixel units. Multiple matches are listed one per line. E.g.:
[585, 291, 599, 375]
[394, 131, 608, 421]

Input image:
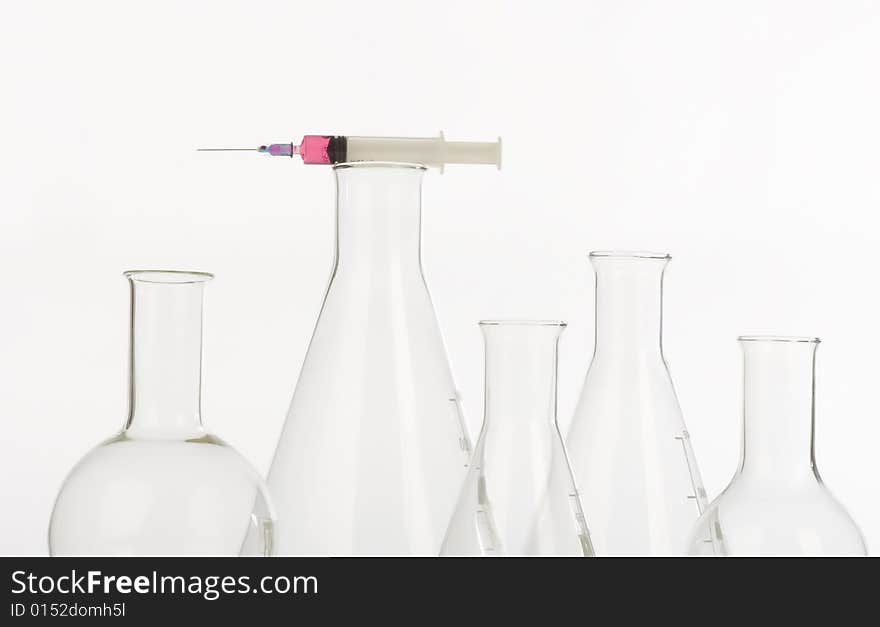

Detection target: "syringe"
[198, 132, 502, 171]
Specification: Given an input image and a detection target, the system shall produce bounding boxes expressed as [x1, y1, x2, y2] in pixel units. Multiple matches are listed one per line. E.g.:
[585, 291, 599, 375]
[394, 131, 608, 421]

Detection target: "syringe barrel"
[344, 135, 502, 170]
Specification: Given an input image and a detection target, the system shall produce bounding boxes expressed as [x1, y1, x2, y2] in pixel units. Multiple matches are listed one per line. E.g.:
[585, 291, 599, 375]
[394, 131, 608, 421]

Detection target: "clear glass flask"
[441, 321, 594, 556]
[48, 271, 275, 556]
[688, 337, 867, 556]
[267, 163, 471, 555]
[567, 251, 707, 556]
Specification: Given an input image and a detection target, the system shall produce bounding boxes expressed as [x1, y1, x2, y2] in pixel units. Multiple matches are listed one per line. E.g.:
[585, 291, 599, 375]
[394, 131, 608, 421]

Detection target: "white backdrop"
[2, 0, 879, 555]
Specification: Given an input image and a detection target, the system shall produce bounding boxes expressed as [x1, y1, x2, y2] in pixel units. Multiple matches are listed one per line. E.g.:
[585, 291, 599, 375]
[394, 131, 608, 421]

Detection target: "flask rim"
[123, 270, 214, 284]
[738, 335, 820, 344]
[332, 161, 427, 172]
[480, 319, 567, 328]
[589, 250, 671, 260]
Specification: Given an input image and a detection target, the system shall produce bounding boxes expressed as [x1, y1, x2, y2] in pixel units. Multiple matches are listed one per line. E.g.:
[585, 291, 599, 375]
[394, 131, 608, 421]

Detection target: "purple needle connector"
[258, 143, 300, 157]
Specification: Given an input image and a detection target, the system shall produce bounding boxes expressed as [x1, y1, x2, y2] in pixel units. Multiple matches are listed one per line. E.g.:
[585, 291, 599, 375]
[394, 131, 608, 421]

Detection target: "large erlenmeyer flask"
[441, 321, 594, 556]
[267, 162, 471, 555]
[688, 337, 866, 556]
[567, 251, 707, 555]
[49, 271, 275, 556]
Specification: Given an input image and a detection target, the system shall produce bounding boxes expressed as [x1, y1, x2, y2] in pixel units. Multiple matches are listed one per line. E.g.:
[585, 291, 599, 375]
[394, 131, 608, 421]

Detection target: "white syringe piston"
[344, 132, 502, 171]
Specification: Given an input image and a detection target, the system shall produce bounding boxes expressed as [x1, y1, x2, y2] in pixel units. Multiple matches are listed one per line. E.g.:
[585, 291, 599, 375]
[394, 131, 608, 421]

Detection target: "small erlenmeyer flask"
[567, 251, 707, 556]
[441, 321, 593, 556]
[267, 163, 471, 555]
[688, 337, 867, 556]
[49, 271, 275, 556]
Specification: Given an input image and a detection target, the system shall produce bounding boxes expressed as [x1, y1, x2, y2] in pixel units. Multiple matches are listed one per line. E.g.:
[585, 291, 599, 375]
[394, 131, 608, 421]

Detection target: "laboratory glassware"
[48, 271, 275, 556]
[441, 321, 594, 556]
[566, 251, 707, 556]
[198, 132, 503, 170]
[688, 336, 867, 556]
[267, 162, 472, 555]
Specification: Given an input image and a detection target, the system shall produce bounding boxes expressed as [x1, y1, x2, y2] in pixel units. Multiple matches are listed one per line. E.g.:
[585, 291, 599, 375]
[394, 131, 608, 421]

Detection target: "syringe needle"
[196, 143, 299, 157]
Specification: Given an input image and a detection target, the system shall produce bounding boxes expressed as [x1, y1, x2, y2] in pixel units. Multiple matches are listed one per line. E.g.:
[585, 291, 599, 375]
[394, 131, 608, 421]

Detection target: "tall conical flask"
[441, 321, 594, 556]
[567, 251, 707, 555]
[688, 337, 866, 556]
[267, 162, 472, 555]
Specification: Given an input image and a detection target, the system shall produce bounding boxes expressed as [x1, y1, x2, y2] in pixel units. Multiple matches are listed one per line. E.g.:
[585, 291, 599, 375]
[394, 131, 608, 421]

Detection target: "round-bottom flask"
[48, 271, 275, 556]
[688, 337, 866, 556]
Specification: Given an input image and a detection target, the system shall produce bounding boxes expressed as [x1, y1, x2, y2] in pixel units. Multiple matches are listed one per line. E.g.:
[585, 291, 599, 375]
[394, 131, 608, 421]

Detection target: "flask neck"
[738, 338, 819, 482]
[591, 253, 668, 361]
[481, 322, 564, 429]
[333, 163, 426, 274]
[124, 272, 210, 439]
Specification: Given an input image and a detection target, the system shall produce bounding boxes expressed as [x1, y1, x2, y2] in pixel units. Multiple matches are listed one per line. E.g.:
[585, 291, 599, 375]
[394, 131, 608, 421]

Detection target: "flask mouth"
[124, 270, 214, 284]
[480, 320, 567, 328]
[589, 250, 671, 260]
[332, 162, 427, 172]
[738, 335, 820, 344]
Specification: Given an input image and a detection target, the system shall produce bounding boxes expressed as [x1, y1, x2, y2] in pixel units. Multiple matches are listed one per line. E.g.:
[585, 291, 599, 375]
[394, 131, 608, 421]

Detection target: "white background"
[2, 0, 879, 555]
